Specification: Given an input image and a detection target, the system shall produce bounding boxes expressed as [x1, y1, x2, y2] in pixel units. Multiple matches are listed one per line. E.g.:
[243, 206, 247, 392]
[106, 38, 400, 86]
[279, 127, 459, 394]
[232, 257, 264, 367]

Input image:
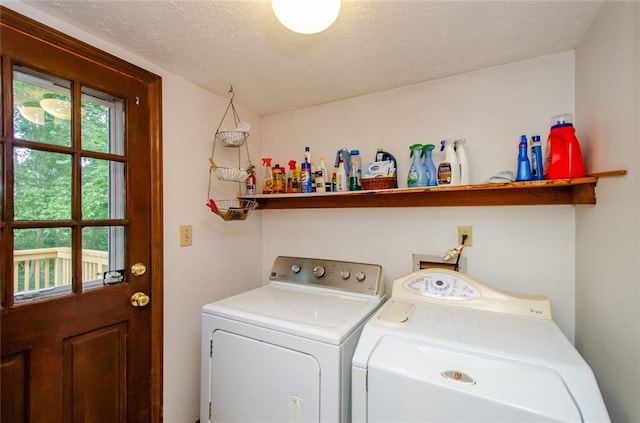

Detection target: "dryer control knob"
[313, 265, 326, 278]
[291, 264, 301, 273]
[355, 271, 366, 282]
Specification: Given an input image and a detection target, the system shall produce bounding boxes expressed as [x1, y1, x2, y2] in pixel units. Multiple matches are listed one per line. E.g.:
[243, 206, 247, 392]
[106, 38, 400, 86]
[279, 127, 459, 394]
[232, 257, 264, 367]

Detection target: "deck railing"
[14, 247, 109, 292]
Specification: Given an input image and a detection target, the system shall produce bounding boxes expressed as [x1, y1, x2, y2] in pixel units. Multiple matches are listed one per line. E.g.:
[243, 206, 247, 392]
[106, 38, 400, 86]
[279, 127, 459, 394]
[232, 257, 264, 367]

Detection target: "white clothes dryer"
[352, 268, 610, 423]
[201, 256, 386, 423]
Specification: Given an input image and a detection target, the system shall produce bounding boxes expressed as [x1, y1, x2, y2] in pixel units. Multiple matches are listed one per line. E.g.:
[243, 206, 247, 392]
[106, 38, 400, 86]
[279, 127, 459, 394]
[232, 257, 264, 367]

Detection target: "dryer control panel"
[269, 256, 384, 298]
[391, 268, 553, 320]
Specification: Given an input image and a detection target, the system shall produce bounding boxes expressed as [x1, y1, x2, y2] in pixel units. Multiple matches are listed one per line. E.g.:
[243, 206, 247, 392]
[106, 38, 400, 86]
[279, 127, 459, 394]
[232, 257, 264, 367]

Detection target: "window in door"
[10, 65, 127, 304]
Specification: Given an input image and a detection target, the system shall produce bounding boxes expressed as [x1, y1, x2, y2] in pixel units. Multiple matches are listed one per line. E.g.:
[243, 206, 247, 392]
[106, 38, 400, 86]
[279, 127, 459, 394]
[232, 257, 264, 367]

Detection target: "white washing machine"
[201, 256, 386, 423]
[352, 268, 610, 423]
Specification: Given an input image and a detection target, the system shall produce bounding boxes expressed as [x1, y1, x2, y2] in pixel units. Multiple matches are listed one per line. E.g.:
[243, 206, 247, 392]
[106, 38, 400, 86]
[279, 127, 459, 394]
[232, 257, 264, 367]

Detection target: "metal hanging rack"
[206, 86, 257, 221]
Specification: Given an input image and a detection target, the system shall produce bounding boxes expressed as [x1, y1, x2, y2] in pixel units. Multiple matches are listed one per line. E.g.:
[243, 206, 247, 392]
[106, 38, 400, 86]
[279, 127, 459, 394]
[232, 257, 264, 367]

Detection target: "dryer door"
[209, 330, 320, 423]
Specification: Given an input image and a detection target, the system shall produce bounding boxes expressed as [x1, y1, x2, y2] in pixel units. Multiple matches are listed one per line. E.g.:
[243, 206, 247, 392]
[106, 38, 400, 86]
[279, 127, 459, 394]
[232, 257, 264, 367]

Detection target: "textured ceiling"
[19, 0, 603, 116]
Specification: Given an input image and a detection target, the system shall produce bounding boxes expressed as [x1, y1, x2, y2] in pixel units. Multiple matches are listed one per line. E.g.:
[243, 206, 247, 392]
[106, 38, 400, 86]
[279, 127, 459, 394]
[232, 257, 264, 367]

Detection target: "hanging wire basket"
[209, 157, 250, 182]
[206, 198, 259, 221]
[215, 130, 249, 148]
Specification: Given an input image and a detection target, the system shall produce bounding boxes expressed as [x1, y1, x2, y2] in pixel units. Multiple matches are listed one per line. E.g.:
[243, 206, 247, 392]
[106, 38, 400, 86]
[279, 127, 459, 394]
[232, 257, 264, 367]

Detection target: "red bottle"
[544, 114, 586, 179]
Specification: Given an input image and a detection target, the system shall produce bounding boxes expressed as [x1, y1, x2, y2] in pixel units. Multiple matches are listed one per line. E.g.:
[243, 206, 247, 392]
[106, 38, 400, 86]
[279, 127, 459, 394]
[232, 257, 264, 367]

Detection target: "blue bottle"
[530, 135, 544, 180]
[421, 144, 438, 186]
[301, 161, 313, 192]
[516, 135, 532, 181]
[407, 144, 428, 187]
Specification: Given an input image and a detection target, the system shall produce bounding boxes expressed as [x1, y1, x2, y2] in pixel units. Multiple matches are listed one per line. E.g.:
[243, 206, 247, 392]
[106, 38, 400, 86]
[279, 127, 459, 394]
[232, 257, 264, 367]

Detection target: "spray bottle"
[438, 139, 460, 186]
[516, 135, 532, 181]
[261, 157, 273, 194]
[455, 138, 470, 185]
[421, 144, 438, 186]
[407, 143, 428, 187]
[286, 160, 297, 192]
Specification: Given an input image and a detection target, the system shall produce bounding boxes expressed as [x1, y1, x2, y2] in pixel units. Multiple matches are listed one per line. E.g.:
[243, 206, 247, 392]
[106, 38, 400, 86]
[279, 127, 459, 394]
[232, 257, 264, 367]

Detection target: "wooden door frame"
[0, 7, 164, 421]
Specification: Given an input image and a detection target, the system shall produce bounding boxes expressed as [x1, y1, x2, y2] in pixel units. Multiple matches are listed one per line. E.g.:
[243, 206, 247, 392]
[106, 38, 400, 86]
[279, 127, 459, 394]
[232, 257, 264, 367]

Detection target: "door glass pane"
[13, 66, 72, 146]
[14, 148, 72, 221]
[81, 88, 125, 155]
[14, 227, 72, 303]
[82, 159, 125, 220]
[82, 226, 125, 290]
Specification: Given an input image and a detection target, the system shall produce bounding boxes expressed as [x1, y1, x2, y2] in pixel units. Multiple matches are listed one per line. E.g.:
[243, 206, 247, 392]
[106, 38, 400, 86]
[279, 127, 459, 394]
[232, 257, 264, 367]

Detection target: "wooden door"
[0, 8, 163, 422]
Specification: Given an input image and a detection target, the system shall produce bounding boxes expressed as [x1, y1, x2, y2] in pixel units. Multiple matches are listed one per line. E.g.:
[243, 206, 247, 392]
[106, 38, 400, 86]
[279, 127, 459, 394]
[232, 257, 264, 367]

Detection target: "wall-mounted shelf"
[240, 177, 602, 210]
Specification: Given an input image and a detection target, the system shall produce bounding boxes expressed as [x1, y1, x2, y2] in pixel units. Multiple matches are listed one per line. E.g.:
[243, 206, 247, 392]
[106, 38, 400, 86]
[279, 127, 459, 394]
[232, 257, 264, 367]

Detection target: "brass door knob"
[131, 292, 150, 307]
[131, 263, 147, 276]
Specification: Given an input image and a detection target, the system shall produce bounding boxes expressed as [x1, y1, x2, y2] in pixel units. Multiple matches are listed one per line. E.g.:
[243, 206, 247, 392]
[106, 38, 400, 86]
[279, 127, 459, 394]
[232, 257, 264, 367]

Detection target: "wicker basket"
[216, 130, 248, 147]
[207, 199, 258, 221]
[361, 176, 396, 190]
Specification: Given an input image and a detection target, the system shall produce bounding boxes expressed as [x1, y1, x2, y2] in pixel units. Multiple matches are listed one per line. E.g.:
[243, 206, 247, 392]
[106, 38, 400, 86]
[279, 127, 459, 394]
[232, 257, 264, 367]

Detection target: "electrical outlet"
[180, 225, 193, 247]
[458, 226, 473, 247]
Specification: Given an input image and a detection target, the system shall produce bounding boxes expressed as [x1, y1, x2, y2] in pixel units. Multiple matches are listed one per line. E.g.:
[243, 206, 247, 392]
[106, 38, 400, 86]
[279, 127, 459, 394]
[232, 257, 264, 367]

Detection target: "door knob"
[131, 263, 147, 276]
[131, 292, 150, 307]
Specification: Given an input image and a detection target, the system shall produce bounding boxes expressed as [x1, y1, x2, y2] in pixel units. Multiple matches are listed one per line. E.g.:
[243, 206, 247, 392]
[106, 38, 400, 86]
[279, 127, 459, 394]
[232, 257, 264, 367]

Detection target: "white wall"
[262, 52, 578, 339]
[575, 2, 639, 422]
[3, 3, 265, 422]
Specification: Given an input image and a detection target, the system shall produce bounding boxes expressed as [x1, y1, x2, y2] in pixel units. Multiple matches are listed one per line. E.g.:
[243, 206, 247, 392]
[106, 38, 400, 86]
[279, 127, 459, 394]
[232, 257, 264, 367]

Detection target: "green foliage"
[12, 81, 114, 252]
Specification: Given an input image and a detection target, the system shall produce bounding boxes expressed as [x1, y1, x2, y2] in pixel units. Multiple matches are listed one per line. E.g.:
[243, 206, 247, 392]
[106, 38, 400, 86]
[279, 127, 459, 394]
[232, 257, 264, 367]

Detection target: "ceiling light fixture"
[18, 104, 46, 125]
[271, 0, 341, 34]
[39, 98, 71, 120]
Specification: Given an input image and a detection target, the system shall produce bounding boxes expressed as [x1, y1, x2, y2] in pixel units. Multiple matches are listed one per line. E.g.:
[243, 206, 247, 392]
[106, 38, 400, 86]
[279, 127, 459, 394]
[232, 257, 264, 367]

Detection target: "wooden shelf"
[240, 177, 599, 210]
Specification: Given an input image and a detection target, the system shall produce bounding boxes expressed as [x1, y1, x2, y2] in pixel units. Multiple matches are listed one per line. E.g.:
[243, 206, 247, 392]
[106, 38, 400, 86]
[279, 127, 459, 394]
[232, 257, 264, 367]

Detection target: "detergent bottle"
[407, 144, 428, 187]
[336, 158, 348, 191]
[530, 135, 544, 180]
[272, 164, 284, 193]
[438, 139, 460, 186]
[544, 114, 586, 179]
[455, 138, 470, 185]
[421, 144, 438, 186]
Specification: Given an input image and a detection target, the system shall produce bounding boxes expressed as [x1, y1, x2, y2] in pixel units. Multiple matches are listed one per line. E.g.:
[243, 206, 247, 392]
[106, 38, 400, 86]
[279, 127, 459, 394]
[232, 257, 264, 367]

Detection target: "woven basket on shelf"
[361, 176, 396, 190]
[207, 199, 258, 221]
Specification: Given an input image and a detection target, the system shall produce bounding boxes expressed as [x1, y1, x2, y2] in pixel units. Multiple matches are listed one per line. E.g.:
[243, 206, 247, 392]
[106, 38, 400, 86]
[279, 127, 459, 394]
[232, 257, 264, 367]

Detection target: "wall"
[575, 2, 639, 422]
[3, 3, 265, 423]
[262, 52, 579, 339]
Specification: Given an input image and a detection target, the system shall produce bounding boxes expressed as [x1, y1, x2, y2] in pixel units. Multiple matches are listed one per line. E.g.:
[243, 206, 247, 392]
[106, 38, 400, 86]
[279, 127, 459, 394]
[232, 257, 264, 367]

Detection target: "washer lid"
[202, 284, 384, 344]
[353, 301, 610, 422]
[366, 336, 582, 422]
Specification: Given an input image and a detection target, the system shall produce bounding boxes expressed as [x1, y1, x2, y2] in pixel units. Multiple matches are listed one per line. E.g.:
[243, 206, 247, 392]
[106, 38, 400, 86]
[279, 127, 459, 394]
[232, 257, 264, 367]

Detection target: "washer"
[352, 268, 610, 423]
[201, 256, 386, 423]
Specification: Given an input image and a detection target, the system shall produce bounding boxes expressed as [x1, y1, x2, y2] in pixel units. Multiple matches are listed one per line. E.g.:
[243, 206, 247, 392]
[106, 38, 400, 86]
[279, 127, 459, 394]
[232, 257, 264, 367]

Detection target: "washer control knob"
[291, 264, 301, 274]
[355, 271, 366, 282]
[340, 270, 351, 280]
[313, 265, 326, 278]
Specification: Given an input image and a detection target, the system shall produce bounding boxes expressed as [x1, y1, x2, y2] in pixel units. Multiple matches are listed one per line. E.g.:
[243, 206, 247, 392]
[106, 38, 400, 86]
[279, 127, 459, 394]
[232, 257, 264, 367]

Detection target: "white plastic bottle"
[318, 156, 329, 192]
[455, 138, 469, 185]
[438, 138, 460, 186]
[336, 158, 348, 192]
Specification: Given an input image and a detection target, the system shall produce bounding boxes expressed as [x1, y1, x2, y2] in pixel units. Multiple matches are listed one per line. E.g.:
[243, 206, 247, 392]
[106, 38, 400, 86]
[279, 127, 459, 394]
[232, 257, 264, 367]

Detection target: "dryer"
[352, 268, 610, 422]
[201, 256, 385, 423]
